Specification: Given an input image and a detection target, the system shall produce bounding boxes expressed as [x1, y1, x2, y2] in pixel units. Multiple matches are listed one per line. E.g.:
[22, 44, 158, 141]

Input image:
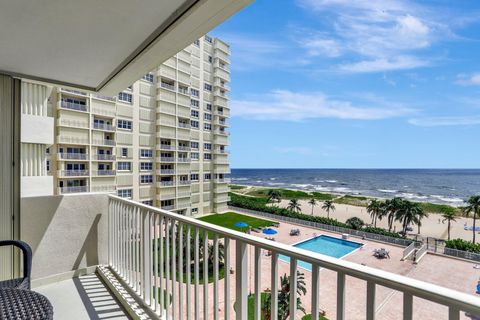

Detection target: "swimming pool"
[279, 235, 363, 271]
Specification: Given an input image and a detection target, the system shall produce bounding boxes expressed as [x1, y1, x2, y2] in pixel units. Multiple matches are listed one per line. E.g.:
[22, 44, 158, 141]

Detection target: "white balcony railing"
[58, 153, 87, 160]
[93, 139, 116, 146]
[160, 157, 175, 163]
[215, 178, 231, 184]
[157, 169, 175, 175]
[58, 186, 88, 194]
[158, 144, 175, 150]
[59, 170, 89, 177]
[93, 123, 115, 131]
[60, 101, 88, 112]
[94, 170, 116, 176]
[158, 181, 175, 187]
[108, 195, 480, 320]
[93, 154, 116, 161]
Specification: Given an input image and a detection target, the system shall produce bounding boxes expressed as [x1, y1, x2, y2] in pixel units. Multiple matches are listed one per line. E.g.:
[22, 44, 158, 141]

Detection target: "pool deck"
[223, 210, 480, 319]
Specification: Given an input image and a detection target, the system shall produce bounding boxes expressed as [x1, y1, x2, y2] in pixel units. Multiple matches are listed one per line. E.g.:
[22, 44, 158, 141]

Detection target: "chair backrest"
[0, 240, 32, 283]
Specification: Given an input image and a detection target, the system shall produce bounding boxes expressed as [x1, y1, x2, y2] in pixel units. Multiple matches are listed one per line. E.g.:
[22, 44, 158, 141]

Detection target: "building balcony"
[214, 195, 230, 202]
[58, 153, 88, 160]
[177, 157, 191, 163]
[157, 169, 175, 175]
[177, 145, 190, 151]
[214, 129, 230, 136]
[159, 157, 175, 163]
[92, 139, 116, 146]
[161, 204, 175, 211]
[177, 180, 191, 186]
[58, 170, 89, 177]
[215, 177, 231, 184]
[57, 118, 89, 129]
[16, 193, 480, 320]
[177, 122, 191, 129]
[92, 154, 116, 161]
[214, 148, 229, 154]
[93, 170, 116, 176]
[57, 136, 89, 145]
[91, 107, 116, 117]
[158, 181, 175, 187]
[57, 186, 88, 194]
[59, 101, 88, 112]
[93, 122, 115, 131]
[90, 185, 116, 192]
[176, 191, 191, 198]
[158, 144, 175, 151]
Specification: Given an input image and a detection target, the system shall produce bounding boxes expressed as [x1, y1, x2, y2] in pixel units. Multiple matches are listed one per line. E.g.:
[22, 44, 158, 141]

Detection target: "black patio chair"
[0, 240, 32, 290]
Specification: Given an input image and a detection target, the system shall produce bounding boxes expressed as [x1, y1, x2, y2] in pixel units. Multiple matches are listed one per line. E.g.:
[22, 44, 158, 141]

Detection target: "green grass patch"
[334, 195, 370, 207]
[198, 212, 275, 234]
[230, 184, 247, 190]
[311, 192, 336, 201]
[302, 314, 329, 320]
[416, 202, 460, 214]
[246, 188, 311, 199]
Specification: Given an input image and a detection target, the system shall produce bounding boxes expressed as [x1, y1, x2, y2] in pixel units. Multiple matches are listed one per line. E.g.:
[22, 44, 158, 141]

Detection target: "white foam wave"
[378, 189, 397, 193]
[233, 177, 249, 181]
[325, 180, 337, 183]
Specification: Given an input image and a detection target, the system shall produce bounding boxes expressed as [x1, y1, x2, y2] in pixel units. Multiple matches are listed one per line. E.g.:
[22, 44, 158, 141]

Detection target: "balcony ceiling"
[0, 0, 251, 95]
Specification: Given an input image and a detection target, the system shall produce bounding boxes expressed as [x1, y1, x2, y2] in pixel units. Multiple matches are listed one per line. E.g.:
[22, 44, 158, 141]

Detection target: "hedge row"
[445, 238, 480, 253]
[228, 193, 403, 239]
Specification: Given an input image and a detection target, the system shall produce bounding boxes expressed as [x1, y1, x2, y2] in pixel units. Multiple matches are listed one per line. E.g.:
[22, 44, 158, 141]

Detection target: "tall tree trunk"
[374, 215, 377, 228]
[311, 206, 314, 215]
[447, 221, 451, 240]
[473, 214, 476, 244]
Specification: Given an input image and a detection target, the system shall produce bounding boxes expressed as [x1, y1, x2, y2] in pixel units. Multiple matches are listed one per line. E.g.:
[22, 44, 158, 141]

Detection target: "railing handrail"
[108, 194, 480, 315]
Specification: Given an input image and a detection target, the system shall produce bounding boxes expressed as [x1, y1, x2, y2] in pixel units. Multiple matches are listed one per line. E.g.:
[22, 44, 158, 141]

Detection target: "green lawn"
[230, 184, 247, 190]
[198, 212, 275, 233]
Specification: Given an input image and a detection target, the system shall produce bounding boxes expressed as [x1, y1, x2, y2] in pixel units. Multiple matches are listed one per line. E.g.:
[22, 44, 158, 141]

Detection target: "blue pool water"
[279, 235, 363, 271]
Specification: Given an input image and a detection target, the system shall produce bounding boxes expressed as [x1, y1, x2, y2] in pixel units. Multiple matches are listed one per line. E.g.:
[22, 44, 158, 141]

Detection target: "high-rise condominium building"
[21, 35, 231, 216]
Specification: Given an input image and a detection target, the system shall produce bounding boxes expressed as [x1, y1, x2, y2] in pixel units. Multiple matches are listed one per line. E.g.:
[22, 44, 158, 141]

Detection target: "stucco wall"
[20, 193, 109, 281]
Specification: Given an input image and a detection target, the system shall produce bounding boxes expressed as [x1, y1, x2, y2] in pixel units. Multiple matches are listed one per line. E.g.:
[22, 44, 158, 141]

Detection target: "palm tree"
[441, 208, 457, 240]
[463, 195, 480, 244]
[287, 199, 301, 213]
[414, 207, 428, 235]
[366, 199, 382, 227]
[267, 189, 282, 204]
[262, 271, 307, 320]
[321, 200, 335, 219]
[385, 197, 403, 232]
[395, 200, 423, 235]
[308, 198, 317, 215]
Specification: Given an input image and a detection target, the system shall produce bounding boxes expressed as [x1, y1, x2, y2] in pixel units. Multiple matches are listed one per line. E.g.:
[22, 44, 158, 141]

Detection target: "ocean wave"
[431, 195, 464, 203]
[269, 177, 277, 180]
[400, 193, 428, 200]
[325, 180, 337, 183]
[378, 189, 398, 193]
[267, 182, 284, 186]
[291, 183, 312, 189]
[233, 177, 249, 181]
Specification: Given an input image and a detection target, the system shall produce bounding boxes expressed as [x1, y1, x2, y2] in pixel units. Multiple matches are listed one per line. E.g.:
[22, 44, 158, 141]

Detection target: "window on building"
[121, 148, 128, 157]
[191, 120, 199, 129]
[191, 173, 199, 181]
[205, 103, 212, 111]
[140, 162, 153, 171]
[191, 89, 199, 97]
[191, 142, 199, 149]
[191, 99, 199, 108]
[118, 92, 132, 103]
[204, 173, 211, 180]
[204, 113, 212, 121]
[117, 119, 132, 130]
[204, 35, 213, 43]
[142, 73, 154, 82]
[140, 175, 153, 184]
[191, 110, 199, 118]
[208, 56, 213, 63]
[193, 39, 200, 46]
[117, 162, 132, 171]
[191, 152, 199, 160]
[142, 200, 154, 206]
[45, 147, 50, 154]
[191, 208, 198, 214]
[46, 160, 50, 172]
[204, 153, 212, 160]
[204, 143, 212, 150]
[117, 189, 132, 198]
[204, 83, 212, 91]
[140, 149, 153, 158]
[204, 123, 212, 131]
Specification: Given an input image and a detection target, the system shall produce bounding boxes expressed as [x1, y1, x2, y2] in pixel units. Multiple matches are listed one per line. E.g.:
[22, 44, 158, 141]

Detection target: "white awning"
[0, 0, 251, 95]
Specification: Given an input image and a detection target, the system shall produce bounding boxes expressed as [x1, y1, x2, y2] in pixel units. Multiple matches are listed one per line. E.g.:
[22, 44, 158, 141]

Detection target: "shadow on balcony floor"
[35, 273, 129, 320]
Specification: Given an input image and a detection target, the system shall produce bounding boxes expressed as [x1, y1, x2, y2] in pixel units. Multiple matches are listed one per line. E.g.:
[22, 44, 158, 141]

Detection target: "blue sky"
[211, 0, 480, 169]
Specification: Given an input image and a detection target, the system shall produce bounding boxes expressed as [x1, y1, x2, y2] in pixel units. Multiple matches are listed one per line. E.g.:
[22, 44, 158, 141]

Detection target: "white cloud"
[274, 147, 314, 155]
[408, 116, 480, 127]
[338, 56, 428, 73]
[231, 90, 414, 121]
[455, 73, 480, 86]
[295, 0, 452, 72]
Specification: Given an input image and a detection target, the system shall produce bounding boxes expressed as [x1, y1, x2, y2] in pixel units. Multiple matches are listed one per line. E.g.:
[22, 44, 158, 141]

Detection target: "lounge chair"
[290, 229, 300, 236]
[0, 240, 32, 289]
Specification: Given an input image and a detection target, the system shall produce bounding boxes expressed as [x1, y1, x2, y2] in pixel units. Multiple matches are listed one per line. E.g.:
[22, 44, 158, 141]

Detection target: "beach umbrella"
[263, 228, 278, 235]
[234, 222, 249, 228]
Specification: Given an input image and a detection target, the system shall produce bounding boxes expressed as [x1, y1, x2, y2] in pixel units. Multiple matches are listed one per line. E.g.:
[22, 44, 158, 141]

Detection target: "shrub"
[445, 238, 480, 253]
[228, 193, 404, 239]
[345, 217, 365, 230]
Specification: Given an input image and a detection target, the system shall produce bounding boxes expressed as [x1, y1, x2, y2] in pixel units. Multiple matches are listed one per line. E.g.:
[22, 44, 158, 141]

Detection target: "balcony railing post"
[337, 272, 346, 320]
[366, 281, 376, 320]
[235, 240, 248, 320]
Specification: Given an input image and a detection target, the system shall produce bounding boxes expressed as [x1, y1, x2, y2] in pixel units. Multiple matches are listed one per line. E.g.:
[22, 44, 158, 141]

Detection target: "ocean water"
[231, 169, 480, 205]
